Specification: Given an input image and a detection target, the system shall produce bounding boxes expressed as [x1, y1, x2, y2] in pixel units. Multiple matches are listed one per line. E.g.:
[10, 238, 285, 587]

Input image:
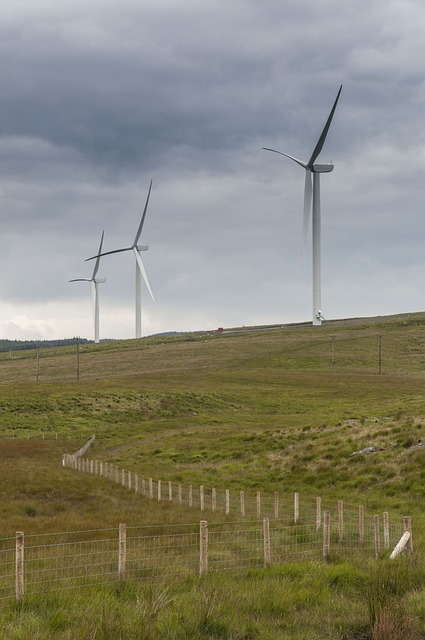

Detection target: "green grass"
[1, 312, 425, 636]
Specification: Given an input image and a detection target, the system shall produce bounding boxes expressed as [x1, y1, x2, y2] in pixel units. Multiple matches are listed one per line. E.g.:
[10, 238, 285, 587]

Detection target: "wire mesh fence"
[0, 512, 410, 605]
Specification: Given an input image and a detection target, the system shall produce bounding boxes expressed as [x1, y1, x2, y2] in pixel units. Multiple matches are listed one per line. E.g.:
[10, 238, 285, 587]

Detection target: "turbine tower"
[87, 180, 155, 339]
[263, 85, 342, 326]
[70, 231, 106, 343]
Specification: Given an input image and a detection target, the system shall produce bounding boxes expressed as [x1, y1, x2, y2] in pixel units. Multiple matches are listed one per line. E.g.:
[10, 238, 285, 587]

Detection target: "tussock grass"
[1, 313, 425, 636]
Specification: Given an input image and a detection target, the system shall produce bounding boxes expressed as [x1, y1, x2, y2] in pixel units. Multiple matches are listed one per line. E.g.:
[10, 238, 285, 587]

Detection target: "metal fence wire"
[0, 512, 410, 604]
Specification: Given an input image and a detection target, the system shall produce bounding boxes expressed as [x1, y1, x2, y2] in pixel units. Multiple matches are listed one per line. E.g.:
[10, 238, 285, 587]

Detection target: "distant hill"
[0, 337, 92, 353]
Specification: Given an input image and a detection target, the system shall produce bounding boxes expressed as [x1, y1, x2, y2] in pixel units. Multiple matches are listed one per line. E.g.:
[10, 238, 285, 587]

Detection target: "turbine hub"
[312, 164, 334, 173]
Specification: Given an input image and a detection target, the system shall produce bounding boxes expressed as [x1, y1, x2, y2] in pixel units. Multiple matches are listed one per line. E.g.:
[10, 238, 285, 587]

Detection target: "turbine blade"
[133, 179, 153, 246]
[91, 230, 105, 280]
[133, 247, 155, 301]
[85, 246, 131, 262]
[307, 85, 342, 167]
[69, 278, 91, 282]
[263, 148, 307, 169]
[302, 169, 313, 267]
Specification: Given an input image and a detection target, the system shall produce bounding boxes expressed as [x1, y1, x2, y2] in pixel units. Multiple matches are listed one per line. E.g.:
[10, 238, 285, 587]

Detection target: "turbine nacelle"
[94, 278, 106, 284]
[312, 164, 334, 174]
[136, 244, 149, 252]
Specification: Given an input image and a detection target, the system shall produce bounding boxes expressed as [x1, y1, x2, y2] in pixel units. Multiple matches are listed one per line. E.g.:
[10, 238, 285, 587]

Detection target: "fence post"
[383, 512, 389, 548]
[168, 481, 172, 502]
[128, 471, 132, 490]
[294, 492, 299, 524]
[338, 500, 344, 543]
[226, 489, 230, 515]
[403, 516, 413, 554]
[323, 511, 330, 560]
[189, 485, 193, 508]
[99, 462, 103, 476]
[200, 486, 204, 511]
[158, 480, 162, 501]
[200, 521, 208, 576]
[149, 478, 153, 499]
[121, 469, 125, 487]
[256, 491, 261, 518]
[135, 474, 139, 494]
[263, 518, 271, 566]
[316, 497, 321, 532]
[118, 523, 126, 581]
[374, 515, 381, 558]
[178, 483, 182, 505]
[16, 532, 25, 602]
[211, 488, 216, 512]
[274, 492, 279, 519]
[359, 505, 364, 545]
[240, 490, 245, 517]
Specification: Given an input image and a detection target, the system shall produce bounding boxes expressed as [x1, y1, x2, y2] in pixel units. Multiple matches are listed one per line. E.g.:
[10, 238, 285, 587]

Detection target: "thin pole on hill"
[36, 344, 40, 382]
[76, 336, 80, 382]
[378, 334, 382, 375]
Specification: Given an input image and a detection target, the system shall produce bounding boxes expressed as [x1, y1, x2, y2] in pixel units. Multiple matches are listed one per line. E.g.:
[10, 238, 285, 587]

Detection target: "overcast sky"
[0, 0, 424, 340]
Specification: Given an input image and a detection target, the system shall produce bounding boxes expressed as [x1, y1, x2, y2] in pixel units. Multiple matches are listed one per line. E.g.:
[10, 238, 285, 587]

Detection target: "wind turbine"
[263, 85, 342, 326]
[86, 180, 155, 339]
[69, 231, 106, 343]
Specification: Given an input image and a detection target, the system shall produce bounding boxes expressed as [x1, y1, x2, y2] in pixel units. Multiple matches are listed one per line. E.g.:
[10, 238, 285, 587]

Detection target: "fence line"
[63, 453, 395, 533]
[0, 514, 410, 604]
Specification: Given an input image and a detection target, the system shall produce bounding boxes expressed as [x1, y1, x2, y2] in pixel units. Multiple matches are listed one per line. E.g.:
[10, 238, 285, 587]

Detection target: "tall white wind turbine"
[87, 180, 155, 339]
[69, 231, 106, 343]
[263, 85, 342, 326]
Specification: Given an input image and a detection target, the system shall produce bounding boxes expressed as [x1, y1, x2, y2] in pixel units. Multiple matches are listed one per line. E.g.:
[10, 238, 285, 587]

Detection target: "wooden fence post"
[118, 523, 126, 582]
[158, 479, 162, 501]
[316, 497, 321, 532]
[403, 516, 413, 554]
[128, 471, 132, 490]
[189, 485, 193, 508]
[374, 515, 381, 558]
[338, 500, 344, 543]
[200, 521, 208, 576]
[323, 511, 330, 560]
[135, 474, 139, 494]
[274, 492, 279, 519]
[149, 478, 153, 499]
[256, 491, 261, 518]
[240, 490, 245, 517]
[263, 518, 271, 566]
[294, 492, 299, 524]
[359, 505, 364, 545]
[16, 532, 25, 602]
[226, 489, 230, 516]
[383, 512, 389, 548]
[178, 483, 182, 505]
[200, 486, 204, 511]
[211, 488, 216, 512]
[168, 481, 172, 501]
[121, 469, 125, 486]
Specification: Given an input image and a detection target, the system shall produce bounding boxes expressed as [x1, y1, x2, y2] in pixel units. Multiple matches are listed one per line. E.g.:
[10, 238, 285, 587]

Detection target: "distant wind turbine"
[263, 85, 342, 326]
[86, 180, 155, 339]
[70, 231, 106, 343]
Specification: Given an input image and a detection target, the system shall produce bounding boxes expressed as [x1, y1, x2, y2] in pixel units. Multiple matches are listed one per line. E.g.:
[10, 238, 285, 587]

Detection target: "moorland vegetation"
[1, 312, 425, 638]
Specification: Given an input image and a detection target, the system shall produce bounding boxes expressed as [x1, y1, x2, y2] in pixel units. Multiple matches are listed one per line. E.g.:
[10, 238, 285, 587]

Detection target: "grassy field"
[1, 312, 425, 638]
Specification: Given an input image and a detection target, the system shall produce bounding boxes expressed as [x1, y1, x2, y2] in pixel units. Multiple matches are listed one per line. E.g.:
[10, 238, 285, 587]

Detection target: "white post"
[225, 489, 230, 516]
[200, 521, 208, 576]
[263, 518, 271, 566]
[240, 490, 245, 517]
[294, 492, 299, 524]
[16, 532, 25, 602]
[118, 523, 126, 581]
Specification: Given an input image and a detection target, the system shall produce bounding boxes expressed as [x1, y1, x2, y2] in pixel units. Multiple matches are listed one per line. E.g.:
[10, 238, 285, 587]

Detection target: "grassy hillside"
[2, 312, 425, 638]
